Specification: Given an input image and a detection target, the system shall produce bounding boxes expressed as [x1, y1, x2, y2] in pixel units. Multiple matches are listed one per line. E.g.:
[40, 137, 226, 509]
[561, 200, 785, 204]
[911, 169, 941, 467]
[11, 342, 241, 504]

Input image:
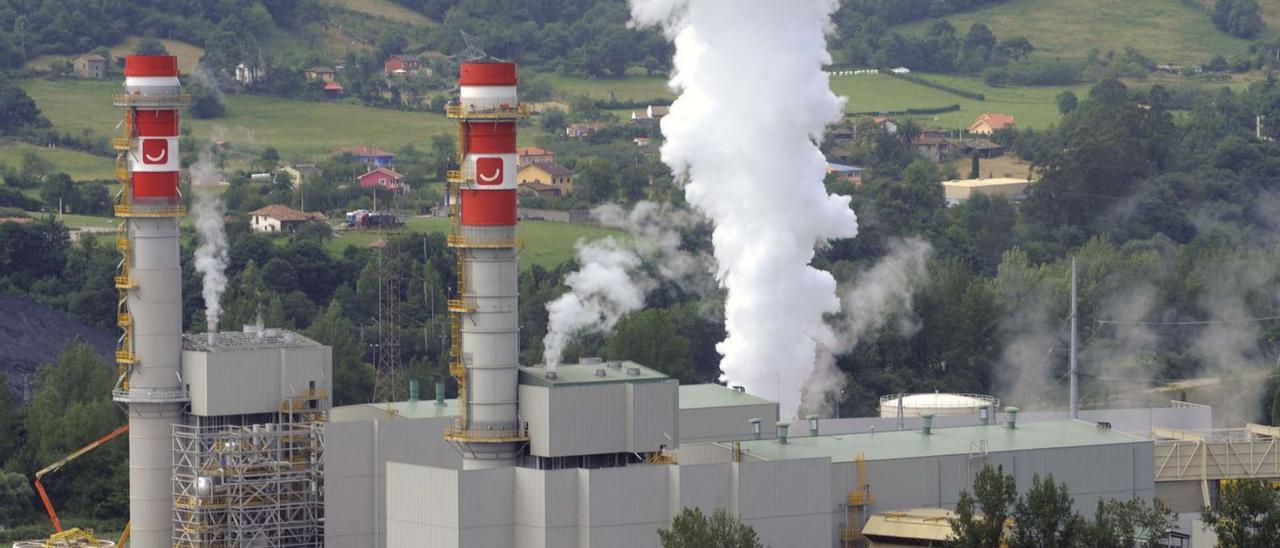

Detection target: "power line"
[1096, 315, 1280, 326]
[1078, 371, 1280, 383]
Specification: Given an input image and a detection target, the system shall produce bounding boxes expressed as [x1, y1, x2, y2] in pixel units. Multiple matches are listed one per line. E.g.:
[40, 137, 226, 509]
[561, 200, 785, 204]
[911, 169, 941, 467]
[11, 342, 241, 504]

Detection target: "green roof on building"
[736, 420, 1146, 463]
[333, 398, 459, 421]
[519, 361, 670, 387]
[678, 384, 776, 410]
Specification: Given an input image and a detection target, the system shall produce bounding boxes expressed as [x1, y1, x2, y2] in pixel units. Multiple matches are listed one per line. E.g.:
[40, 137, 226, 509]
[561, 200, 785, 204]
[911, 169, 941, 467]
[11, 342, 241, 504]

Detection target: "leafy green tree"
[188, 77, 226, 119]
[541, 107, 568, 135]
[1214, 0, 1265, 38]
[1056, 90, 1077, 116]
[1088, 497, 1176, 548]
[0, 372, 21, 466]
[950, 464, 1017, 548]
[575, 159, 621, 203]
[133, 38, 168, 55]
[39, 172, 77, 213]
[0, 470, 32, 527]
[1009, 474, 1086, 548]
[1202, 480, 1280, 547]
[658, 507, 762, 548]
[306, 301, 374, 405]
[0, 77, 49, 133]
[24, 344, 127, 519]
[604, 309, 695, 382]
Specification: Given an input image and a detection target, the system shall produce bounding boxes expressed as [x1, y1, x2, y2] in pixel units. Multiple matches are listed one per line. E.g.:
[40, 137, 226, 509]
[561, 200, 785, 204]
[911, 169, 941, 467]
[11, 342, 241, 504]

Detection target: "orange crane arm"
[33, 423, 129, 533]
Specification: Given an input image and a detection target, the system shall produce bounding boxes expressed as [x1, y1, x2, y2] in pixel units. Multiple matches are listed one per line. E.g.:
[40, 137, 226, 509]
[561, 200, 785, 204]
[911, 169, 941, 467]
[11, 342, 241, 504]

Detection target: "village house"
[518, 181, 564, 198]
[73, 54, 107, 79]
[630, 105, 670, 123]
[305, 66, 337, 82]
[248, 205, 327, 233]
[826, 163, 864, 185]
[517, 162, 574, 195]
[235, 63, 263, 85]
[334, 147, 395, 167]
[278, 164, 321, 187]
[322, 81, 344, 98]
[961, 138, 1004, 159]
[826, 119, 857, 145]
[517, 147, 556, 168]
[911, 129, 951, 162]
[358, 167, 407, 194]
[384, 54, 421, 75]
[873, 116, 899, 135]
[968, 113, 1016, 135]
[565, 122, 607, 139]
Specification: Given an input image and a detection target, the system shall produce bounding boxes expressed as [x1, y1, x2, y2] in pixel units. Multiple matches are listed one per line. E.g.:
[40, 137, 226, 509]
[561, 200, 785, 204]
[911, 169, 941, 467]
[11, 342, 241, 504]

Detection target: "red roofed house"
[358, 167, 407, 194]
[249, 205, 327, 233]
[517, 146, 556, 168]
[968, 113, 1016, 135]
[323, 81, 344, 98]
[384, 54, 421, 75]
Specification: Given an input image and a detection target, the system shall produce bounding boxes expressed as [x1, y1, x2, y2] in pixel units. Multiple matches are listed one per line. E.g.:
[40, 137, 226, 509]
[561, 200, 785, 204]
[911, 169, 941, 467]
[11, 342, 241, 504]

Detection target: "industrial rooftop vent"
[594, 368, 607, 377]
[626, 367, 641, 376]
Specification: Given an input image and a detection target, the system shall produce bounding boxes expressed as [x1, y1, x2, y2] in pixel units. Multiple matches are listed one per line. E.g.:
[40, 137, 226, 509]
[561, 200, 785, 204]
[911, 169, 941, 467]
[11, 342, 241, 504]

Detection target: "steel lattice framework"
[172, 393, 326, 547]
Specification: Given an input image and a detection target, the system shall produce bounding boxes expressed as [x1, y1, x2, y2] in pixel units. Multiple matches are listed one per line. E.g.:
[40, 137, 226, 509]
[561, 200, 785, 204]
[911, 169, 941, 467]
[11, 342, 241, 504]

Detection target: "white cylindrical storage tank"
[878, 393, 999, 418]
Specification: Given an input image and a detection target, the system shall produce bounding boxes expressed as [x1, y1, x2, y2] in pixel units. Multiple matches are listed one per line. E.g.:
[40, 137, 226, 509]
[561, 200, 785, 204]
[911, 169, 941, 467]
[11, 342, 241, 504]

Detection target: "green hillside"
[897, 0, 1271, 65]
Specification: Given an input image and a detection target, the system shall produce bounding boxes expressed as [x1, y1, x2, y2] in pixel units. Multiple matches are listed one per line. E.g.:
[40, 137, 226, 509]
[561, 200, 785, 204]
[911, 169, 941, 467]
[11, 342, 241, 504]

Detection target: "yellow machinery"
[842, 452, 875, 547]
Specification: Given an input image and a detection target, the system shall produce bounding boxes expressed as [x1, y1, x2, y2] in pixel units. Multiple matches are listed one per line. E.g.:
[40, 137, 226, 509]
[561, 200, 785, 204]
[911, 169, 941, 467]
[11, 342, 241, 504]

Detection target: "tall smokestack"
[111, 55, 190, 547]
[443, 62, 527, 469]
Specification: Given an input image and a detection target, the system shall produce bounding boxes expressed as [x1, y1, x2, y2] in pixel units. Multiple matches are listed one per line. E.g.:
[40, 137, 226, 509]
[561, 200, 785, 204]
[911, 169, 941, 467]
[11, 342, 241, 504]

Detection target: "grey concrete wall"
[524, 381, 677, 458]
[183, 344, 331, 416]
[387, 460, 835, 548]
[679, 402, 778, 444]
[326, 416, 461, 548]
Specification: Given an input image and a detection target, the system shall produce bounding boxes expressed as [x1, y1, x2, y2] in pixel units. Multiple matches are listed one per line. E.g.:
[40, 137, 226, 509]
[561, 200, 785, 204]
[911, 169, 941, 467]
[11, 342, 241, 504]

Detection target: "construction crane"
[33, 423, 132, 546]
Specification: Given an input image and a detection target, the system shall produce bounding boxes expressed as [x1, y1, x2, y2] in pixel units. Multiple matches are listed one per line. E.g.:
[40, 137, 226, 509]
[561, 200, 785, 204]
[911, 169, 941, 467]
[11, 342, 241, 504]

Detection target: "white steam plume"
[630, 0, 858, 417]
[190, 146, 229, 334]
[802, 239, 932, 415]
[542, 201, 712, 368]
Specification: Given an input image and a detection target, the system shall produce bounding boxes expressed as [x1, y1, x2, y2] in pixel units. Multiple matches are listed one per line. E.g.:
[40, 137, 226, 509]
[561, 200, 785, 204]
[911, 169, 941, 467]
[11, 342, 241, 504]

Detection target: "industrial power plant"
[23, 53, 1273, 548]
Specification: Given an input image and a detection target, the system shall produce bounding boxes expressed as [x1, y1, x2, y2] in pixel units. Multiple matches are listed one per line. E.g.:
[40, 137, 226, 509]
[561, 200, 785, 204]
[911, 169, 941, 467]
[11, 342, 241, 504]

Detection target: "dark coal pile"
[0, 292, 114, 403]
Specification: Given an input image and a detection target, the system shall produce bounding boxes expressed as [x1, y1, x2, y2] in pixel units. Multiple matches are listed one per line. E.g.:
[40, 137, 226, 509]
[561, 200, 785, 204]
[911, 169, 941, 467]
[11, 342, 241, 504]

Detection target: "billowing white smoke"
[802, 239, 933, 415]
[630, 0, 857, 417]
[189, 148, 229, 334]
[542, 201, 712, 368]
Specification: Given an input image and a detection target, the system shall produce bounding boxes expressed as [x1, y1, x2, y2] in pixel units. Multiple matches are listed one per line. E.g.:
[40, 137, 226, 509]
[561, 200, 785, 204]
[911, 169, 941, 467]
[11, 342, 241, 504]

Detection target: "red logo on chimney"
[475, 157, 504, 186]
[142, 139, 168, 165]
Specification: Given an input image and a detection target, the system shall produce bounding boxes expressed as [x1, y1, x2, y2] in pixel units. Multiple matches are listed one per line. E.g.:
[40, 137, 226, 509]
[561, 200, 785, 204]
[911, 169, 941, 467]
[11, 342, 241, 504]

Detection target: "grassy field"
[832, 72, 1090, 130]
[543, 73, 673, 102]
[333, 0, 436, 26]
[897, 0, 1259, 65]
[326, 217, 623, 270]
[22, 37, 204, 73]
[0, 143, 115, 181]
[18, 79, 462, 163]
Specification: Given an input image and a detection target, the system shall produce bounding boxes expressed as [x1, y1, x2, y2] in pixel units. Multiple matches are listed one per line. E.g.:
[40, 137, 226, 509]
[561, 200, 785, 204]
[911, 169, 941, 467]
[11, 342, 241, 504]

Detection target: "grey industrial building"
[319, 361, 1166, 548]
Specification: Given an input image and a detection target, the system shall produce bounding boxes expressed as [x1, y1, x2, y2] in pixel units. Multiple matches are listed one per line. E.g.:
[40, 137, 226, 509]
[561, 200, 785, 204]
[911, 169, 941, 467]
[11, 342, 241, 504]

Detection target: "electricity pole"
[1069, 257, 1079, 420]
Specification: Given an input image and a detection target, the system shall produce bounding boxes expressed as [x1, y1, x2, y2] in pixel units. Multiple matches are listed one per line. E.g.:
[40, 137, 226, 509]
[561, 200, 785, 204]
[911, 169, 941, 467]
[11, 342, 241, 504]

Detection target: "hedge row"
[883, 71, 986, 101]
[849, 103, 961, 117]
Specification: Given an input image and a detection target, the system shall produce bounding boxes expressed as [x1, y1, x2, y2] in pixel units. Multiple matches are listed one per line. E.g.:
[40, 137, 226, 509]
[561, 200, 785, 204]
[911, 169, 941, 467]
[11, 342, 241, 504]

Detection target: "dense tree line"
[950, 465, 1176, 547]
[1213, 0, 1266, 39]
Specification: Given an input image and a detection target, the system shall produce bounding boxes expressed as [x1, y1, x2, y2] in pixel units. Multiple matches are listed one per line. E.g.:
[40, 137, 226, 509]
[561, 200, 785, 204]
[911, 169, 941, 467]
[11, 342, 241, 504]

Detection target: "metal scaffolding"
[172, 395, 326, 547]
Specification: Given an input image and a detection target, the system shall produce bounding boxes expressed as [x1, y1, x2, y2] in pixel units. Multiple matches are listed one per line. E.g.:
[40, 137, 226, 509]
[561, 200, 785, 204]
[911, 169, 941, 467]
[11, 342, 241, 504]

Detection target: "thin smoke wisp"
[189, 146, 229, 334]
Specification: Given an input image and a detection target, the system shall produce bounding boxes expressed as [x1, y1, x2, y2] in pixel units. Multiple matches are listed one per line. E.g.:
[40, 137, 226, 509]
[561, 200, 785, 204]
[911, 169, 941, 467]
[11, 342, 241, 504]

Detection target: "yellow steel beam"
[1153, 426, 1206, 442]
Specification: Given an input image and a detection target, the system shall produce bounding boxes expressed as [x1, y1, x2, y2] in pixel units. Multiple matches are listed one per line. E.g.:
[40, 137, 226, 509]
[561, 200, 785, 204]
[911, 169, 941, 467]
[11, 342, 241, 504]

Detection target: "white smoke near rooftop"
[542, 201, 713, 369]
[801, 239, 932, 415]
[630, 0, 858, 418]
[190, 144, 229, 335]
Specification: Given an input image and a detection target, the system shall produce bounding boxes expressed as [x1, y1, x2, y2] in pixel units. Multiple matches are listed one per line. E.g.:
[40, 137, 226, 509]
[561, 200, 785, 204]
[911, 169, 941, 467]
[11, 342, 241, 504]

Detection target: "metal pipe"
[435, 382, 446, 406]
[777, 421, 790, 444]
[1006, 406, 1019, 430]
[922, 413, 933, 435]
[749, 418, 762, 440]
[807, 414, 819, 436]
